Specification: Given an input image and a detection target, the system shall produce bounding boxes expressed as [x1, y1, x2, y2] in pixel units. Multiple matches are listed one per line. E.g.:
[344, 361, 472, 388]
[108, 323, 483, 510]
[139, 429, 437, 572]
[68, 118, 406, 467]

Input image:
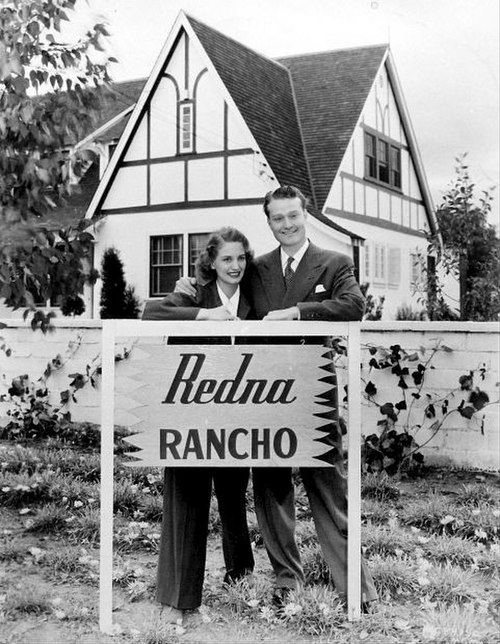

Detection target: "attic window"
[180, 102, 193, 153]
[364, 130, 401, 190]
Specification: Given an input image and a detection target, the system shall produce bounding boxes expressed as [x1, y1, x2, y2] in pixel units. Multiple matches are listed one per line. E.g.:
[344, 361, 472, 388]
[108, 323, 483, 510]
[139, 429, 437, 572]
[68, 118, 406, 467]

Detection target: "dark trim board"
[121, 147, 255, 167]
[339, 171, 419, 204]
[99, 197, 265, 216]
[325, 207, 426, 238]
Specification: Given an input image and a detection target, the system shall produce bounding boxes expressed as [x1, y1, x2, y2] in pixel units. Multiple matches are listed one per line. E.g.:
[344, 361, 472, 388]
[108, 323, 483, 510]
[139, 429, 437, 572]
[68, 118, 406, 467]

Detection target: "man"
[246, 185, 377, 609]
[176, 185, 377, 608]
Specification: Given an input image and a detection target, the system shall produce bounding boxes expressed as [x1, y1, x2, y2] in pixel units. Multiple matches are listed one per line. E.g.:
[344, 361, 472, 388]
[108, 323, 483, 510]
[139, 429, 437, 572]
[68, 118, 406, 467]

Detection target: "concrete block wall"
[0, 319, 498, 470]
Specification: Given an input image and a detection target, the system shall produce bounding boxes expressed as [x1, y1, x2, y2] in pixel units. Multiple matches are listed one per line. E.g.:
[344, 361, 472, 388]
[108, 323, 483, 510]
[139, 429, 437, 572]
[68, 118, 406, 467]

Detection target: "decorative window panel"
[180, 102, 193, 153]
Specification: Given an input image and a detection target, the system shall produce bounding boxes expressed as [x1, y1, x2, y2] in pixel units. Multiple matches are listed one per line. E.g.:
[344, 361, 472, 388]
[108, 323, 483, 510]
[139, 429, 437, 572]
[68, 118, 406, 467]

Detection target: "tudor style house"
[2, 11, 441, 319]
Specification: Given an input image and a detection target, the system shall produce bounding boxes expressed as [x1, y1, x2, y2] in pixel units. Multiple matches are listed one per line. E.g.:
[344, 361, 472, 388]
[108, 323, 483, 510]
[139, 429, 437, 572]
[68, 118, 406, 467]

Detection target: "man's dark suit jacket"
[246, 242, 364, 321]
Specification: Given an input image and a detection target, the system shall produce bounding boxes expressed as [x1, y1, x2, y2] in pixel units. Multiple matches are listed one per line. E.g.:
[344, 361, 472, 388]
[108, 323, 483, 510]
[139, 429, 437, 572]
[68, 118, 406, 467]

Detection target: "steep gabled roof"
[277, 46, 388, 210]
[186, 15, 313, 200]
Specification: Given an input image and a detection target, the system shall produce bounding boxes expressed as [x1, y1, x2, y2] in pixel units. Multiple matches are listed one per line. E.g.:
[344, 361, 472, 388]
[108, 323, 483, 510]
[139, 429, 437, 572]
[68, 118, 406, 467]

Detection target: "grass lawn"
[0, 425, 498, 644]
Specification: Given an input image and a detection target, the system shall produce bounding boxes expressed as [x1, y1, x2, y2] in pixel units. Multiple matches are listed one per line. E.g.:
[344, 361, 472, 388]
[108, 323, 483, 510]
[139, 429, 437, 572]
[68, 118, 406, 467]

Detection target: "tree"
[428, 156, 499, 321]
[99, 247, 141, 319]
[0, 0, 114, 322]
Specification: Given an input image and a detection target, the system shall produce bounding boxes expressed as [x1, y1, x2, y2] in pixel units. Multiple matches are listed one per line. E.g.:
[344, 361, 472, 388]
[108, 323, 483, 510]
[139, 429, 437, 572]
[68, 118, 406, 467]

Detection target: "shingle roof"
[277, 46, 387, 210]
[187, 15, 312, 199]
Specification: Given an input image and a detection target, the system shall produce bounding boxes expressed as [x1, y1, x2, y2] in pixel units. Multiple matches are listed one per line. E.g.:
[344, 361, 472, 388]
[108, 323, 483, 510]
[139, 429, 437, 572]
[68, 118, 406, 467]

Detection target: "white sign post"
[99, 320, 361, 632]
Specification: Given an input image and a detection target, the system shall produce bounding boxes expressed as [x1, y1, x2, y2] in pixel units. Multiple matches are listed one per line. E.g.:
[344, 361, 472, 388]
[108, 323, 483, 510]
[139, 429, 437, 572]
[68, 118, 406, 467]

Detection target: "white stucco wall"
[1, 320, 497, 470]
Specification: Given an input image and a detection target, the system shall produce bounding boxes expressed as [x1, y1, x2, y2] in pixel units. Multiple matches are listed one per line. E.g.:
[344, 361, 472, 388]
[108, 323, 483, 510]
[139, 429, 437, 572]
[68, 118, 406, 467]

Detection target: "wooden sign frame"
[99, 320, 362, 631]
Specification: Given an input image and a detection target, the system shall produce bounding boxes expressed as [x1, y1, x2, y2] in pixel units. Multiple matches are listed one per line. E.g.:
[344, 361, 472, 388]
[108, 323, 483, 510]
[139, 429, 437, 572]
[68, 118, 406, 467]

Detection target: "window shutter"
[388, 247, 401, 286]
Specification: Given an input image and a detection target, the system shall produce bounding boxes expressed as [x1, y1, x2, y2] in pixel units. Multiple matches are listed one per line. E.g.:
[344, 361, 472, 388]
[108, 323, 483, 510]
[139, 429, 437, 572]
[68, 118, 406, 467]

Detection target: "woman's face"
[211, 241, 247, 288]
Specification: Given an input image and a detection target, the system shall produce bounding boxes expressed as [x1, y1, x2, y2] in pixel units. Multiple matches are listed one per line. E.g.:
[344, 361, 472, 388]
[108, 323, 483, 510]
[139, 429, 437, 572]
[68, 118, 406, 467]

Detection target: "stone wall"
[1, 319, 498, 470]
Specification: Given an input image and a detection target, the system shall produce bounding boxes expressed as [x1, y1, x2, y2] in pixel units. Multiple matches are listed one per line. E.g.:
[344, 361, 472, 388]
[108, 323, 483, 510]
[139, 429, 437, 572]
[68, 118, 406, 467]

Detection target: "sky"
[71, 0, 499, 224]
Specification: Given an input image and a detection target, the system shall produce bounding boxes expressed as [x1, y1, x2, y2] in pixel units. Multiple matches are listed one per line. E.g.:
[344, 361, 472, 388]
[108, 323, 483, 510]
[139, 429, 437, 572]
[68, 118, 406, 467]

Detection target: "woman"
[142, 227, 255, 625]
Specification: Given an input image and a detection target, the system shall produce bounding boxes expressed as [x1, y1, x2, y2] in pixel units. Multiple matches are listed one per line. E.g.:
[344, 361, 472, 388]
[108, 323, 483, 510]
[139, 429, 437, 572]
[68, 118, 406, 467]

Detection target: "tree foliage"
[99, 247, 141, 319]
[428, 156, 499, 321]
[0, 0, 114, 320]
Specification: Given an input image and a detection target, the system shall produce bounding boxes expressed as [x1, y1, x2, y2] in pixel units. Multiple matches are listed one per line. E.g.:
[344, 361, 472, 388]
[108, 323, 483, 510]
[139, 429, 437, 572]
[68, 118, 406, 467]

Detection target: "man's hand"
[175, 276, 197, 296]
[263, 306, 300, 320]
[196, 306, 238, 321]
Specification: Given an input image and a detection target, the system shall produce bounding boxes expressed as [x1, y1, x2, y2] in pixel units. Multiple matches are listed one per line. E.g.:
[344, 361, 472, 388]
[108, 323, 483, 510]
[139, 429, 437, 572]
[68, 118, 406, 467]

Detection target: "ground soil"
[1, 467, 499, 644]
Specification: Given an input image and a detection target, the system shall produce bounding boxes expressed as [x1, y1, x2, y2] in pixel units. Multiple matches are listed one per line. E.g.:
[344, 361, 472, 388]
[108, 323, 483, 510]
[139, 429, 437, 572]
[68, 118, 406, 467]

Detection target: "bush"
[99, 247, 141, 319]
[395, 304, 427, 320]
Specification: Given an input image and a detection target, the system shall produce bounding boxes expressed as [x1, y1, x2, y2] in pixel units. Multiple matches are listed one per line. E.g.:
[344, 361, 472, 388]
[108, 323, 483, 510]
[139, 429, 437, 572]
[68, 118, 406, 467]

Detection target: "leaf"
[459, 405, 475, 419]
[364, 381, 377, 397]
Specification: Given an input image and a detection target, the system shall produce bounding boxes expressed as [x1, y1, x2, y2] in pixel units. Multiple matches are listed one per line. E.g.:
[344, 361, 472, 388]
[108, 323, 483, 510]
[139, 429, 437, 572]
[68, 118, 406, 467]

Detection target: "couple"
[142, 185, 378, 624]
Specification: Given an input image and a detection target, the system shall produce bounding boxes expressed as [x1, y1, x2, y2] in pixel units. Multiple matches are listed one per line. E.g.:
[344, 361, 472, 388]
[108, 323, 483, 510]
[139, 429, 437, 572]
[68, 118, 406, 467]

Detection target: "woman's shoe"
[160, 605, 184, 625]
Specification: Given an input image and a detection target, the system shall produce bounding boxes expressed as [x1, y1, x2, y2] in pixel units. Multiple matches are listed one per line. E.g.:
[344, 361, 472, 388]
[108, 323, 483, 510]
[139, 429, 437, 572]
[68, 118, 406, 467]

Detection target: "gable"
[277, 46, 388, 211]
[323, 55, 437, 237]
[88, 15, 284, 218]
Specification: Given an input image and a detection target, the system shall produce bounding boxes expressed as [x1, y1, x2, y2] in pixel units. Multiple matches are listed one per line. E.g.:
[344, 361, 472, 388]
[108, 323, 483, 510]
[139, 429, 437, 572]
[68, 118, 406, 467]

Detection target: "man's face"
[267, 196, 307, 254]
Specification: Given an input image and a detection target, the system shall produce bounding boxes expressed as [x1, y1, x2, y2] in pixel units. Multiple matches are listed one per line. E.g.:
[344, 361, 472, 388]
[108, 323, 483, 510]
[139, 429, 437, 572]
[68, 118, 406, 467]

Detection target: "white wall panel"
[227, 154, 274, 199]
[150, 78, 177, 158]
[391, 194, 402, 226]
[188, 158, 224, 201]
[102, 167, 147, 210]
[195, 72, 224, 152]
[354, 182, 365, 215]
[378, 190, 390, 220]
[342, 177, 353, 212]
[124, 116, 147, 161]
[150, 162, 185, 204]
[365, 185, 378, 217]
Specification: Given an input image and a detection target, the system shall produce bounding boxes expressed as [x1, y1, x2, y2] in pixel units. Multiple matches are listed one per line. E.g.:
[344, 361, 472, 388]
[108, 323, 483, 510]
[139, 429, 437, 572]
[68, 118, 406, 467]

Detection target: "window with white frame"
[150, 235, 183, 296]
[364, 130, 402, 189]
[180, 102, 194, 153]
[373, 243, 386, 282]
[150, 233, 211, 296]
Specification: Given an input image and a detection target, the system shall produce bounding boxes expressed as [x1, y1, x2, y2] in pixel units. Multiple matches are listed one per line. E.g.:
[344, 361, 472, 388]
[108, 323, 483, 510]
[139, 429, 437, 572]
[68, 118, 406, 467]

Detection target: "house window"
[378, 139, 389, 183]
[364, 130, 402, 189]
[373, 244, 386, 282]
[180, 102, 193, 153]
[390, 146, 401, 188]
[188, 233, 210, 277]
[364, 133, 377, 179]
[388, 247, 401, 287]
[150, 235, 183, 296]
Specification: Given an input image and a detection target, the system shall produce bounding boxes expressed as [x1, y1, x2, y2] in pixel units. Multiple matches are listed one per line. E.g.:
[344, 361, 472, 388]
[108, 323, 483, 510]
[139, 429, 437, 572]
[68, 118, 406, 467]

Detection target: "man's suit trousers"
[252, 464, 378, 603]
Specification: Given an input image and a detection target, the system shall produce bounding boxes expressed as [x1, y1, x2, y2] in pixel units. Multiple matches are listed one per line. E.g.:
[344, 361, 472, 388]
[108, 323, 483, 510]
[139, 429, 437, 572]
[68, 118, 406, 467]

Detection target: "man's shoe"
[361, 600, 379, 614]
[271, 587, 293, 608]
[223, 568, 253, 585]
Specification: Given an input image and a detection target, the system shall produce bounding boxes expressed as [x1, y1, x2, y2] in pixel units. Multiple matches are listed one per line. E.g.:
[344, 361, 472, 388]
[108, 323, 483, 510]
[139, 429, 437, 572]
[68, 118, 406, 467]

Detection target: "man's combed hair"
[195, 227, 254, 283]
[263, 185, 309, 217]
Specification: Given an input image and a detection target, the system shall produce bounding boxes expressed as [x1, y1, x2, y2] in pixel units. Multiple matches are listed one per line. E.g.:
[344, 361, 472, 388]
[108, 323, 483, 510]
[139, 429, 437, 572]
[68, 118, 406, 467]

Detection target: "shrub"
[395, 304, 427, 320]
[99, 247, 141, 319]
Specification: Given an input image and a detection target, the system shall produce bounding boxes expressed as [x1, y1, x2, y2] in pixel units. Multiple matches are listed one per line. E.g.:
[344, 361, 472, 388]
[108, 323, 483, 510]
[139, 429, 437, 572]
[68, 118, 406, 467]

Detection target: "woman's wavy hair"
[195, 227, 254, 283]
